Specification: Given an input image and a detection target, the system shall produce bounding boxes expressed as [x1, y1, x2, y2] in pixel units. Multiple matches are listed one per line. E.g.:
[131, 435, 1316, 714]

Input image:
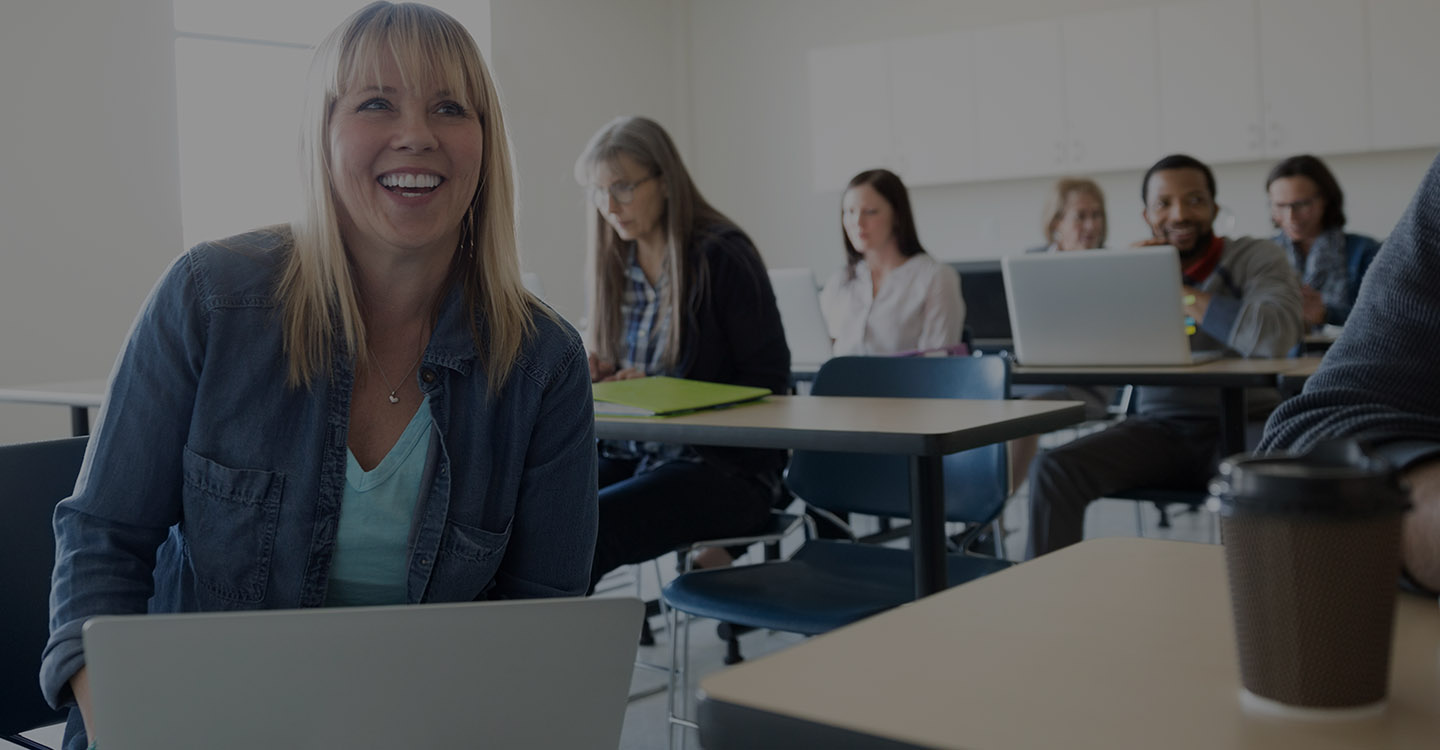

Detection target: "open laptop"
[82, 597, 643, 750]
[768, 268, 833, 373]
[1001, 246, 1224, 366]
[948, 259, 1012, 350]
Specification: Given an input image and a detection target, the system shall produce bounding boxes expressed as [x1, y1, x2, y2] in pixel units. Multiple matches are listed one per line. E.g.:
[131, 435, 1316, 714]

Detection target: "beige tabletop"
[595, 395, 1084, 456]
[1012, 355, 1313, 384]
[698, 537, 1440, 749]
[0, 378, 106, 408]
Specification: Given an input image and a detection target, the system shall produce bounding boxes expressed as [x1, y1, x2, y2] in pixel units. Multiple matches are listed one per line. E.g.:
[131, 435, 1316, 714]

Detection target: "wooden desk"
[1012, 357, 1309, 456]
[0, 379, 107, 436]
[597, 396, 1084, 597]
[698, 537, 1440, 749]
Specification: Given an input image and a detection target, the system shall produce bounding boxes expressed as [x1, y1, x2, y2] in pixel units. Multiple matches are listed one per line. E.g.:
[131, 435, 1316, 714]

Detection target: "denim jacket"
[42, 229, 598, 724]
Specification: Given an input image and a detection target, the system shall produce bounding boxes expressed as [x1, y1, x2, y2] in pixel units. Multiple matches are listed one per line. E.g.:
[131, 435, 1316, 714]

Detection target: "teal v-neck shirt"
[325, 395, 433, 606]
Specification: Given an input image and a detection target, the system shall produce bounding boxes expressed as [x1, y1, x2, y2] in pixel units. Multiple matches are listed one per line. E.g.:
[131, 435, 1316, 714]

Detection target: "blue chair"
[2, 437, 88, 750]
[658, 356, 1015, 746]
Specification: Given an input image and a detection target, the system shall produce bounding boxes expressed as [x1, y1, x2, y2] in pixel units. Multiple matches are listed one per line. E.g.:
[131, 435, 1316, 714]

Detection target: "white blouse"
[819, 253, 966, 356]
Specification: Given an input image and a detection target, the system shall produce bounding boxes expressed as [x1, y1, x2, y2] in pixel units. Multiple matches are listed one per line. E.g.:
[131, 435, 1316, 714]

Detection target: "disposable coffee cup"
[1210, 438, 1410, 718]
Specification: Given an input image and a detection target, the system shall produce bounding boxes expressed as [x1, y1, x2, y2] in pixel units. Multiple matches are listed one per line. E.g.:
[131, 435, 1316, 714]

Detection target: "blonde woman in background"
[1011, 177, 1116, 499]
[1027, 176, 1107, 253]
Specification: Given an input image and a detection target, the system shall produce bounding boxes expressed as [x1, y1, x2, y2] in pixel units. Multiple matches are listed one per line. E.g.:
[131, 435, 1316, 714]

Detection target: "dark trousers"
[1026, 417, 1220, 558]
[589, 456, 774, 590]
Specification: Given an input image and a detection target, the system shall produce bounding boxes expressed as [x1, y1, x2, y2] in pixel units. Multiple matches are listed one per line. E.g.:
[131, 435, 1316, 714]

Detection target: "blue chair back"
[786, 356, 1010, 525]
[1, 436, 88, 739]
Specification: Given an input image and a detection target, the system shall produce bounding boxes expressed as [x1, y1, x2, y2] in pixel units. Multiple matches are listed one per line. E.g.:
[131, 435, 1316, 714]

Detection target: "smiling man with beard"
[1025, 154, 1303, 558]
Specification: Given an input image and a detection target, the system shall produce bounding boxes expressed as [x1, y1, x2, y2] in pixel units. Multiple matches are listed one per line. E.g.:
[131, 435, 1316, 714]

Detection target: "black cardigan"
[673, 224, 791, 478]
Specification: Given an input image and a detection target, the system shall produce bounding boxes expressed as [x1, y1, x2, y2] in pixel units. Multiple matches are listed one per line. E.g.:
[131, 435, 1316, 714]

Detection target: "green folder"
[591, 376, 771, 417]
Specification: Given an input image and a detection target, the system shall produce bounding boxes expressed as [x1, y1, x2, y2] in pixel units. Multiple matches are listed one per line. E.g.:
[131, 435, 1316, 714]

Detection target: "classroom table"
[697, 537, 1440, 749]
[0, 379, 107, 436]
[596, 395, 1083, 598]
[1012, 357, 1323, 457]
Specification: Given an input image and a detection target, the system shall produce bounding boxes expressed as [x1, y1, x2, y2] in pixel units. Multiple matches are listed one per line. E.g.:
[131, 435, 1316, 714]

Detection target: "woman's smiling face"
[327, 50, 484, 259]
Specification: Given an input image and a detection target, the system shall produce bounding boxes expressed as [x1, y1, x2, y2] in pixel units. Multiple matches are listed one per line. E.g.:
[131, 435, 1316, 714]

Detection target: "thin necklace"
[368, 344, 424, 405]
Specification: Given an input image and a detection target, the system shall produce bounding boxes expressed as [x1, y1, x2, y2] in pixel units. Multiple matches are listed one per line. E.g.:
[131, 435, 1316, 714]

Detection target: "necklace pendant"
[388, 393, 400, 404]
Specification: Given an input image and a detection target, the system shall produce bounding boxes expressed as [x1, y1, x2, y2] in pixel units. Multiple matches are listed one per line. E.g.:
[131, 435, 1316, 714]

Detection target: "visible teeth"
[380, 173, 441, 189]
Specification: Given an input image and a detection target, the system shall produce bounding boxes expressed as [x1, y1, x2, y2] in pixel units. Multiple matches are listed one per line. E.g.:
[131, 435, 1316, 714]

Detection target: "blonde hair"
[280, 1, 537, 390]
[574, 116, 732, 373]
[1041, 177, 1107, 247]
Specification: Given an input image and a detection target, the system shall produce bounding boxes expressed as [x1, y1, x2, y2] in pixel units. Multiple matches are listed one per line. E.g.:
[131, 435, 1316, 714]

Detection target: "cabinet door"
[889, 31, 977, 187]
[1368, 0, 1440, 151]
[808, 43, 894, 192]
[1061, 7, 1159, 172]
[1258, 0, 1369, 156]
[1156, 0, 1264, 162]
[970, 20, 1066, 180]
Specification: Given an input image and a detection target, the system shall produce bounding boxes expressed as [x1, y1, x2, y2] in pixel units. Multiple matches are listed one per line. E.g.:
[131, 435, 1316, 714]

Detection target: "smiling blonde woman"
[44, 6, 597, 748]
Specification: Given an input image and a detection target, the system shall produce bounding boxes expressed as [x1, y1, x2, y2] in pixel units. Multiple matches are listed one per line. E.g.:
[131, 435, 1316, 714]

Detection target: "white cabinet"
[1368, 0, 1440, 151]
[1157, 0, 1264, 162]
[805, 0, 1434, 190]
[1258, 0, 1369, 156]
[1061, 7, 1160, 173]
[888, 31, 978, 187]
[808, 43, 894, 192]
[970, 20, 1065, 180]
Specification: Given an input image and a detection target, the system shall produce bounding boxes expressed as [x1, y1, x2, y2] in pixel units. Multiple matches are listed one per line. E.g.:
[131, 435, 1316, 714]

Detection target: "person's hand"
[1131, 236, 1169, 248]
[1401, 459, 1440, 593]
[71, 667, 95, 742]
[601, 367, 646, 382]
[1300, 285, 1326, 328]
[588, 352, 616, 383]
[1182, 285, 1212, 323]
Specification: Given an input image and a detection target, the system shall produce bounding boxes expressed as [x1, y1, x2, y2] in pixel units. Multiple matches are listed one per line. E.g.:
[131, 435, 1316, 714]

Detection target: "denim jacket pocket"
[180, 446, 285, 604]
[427, 517, 513, 601]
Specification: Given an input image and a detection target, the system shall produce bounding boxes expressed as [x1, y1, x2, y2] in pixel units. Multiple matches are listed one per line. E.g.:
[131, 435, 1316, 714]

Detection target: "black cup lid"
[1210, 438, 1410, 518]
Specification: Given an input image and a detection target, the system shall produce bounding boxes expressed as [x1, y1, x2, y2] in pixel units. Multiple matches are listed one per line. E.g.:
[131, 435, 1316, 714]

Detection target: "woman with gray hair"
[576, 115, 790, 585]
[44, 5, 597, 746]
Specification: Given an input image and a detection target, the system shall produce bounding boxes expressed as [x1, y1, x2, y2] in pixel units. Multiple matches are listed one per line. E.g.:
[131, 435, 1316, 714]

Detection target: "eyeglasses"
[588, 175, 655, 210]
[1270, 197, 1318, 214]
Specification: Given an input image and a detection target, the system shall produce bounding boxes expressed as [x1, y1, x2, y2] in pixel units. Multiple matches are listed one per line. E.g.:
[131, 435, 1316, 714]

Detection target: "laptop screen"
[949, 261, 1012, 341]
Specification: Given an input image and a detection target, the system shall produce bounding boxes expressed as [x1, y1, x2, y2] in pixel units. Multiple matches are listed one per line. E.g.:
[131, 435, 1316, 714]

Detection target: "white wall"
[0, 0, 183, 444]
[685, 0, 1437, 275]
[490, 0, 689, 324]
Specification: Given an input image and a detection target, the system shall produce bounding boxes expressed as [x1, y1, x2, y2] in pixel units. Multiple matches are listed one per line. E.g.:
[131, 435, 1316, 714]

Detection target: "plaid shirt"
[618, 246, 672, 374]
[605, 246, 695, 467]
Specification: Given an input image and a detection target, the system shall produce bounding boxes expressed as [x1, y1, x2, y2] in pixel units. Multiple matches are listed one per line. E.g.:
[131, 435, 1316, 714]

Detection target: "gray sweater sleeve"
[1260, 153, 1440, 460]
[1207, 237, 1303, 358]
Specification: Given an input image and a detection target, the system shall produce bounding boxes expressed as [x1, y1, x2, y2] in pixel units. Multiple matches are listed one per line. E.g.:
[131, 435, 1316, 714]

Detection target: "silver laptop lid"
[82, 597, 643, 750]
[768, 268, 833, 371]
[1002, 247, 1197, 366]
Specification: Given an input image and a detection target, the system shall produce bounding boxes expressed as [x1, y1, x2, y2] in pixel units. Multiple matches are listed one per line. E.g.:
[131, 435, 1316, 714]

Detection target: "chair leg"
[1156, 503, 1172, 529]
[716, 622, 746, 665]
[991, 519, 1007, 561]
[1134, 502, 1146, 537]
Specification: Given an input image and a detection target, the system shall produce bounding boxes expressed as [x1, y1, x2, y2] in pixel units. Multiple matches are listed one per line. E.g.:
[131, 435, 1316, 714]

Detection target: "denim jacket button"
[420, 557, 431, 567]
[421, 369, 436, 384]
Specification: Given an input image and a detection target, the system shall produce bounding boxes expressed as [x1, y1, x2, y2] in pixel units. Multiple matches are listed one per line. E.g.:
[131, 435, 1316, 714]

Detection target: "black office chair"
[1, 437, 88, 750]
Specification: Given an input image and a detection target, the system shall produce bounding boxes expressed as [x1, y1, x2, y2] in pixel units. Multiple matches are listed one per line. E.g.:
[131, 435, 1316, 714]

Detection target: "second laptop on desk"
[1002, 246, 1224, 367]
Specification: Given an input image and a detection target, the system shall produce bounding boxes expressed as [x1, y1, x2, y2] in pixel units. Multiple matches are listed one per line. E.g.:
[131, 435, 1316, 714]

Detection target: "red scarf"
[1182, 236, 1225, 285]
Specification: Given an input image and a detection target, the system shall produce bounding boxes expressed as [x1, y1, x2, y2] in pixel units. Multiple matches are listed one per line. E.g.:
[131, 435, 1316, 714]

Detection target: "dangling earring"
[459, 203, 477, 260]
